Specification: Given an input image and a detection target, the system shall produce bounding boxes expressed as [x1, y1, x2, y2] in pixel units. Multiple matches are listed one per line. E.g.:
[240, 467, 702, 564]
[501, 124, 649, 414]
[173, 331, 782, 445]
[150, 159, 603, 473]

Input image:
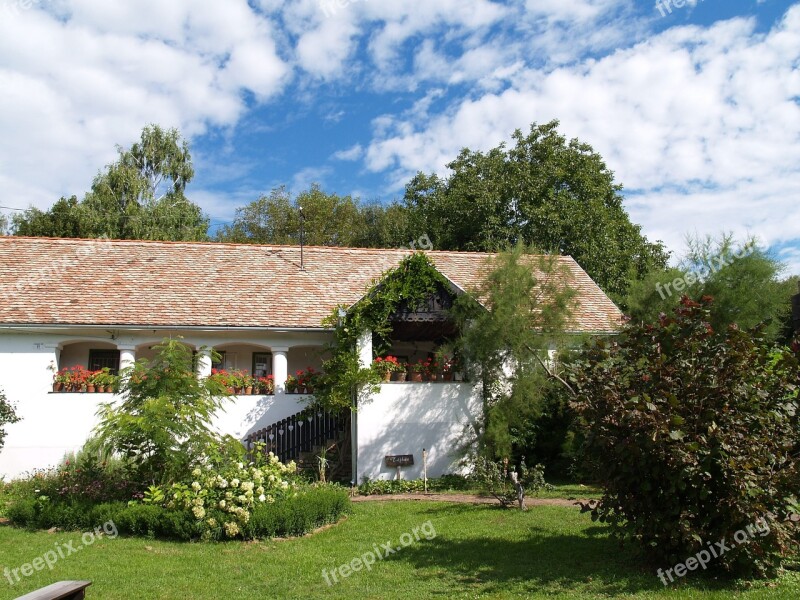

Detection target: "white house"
[0, 237, 622, 482]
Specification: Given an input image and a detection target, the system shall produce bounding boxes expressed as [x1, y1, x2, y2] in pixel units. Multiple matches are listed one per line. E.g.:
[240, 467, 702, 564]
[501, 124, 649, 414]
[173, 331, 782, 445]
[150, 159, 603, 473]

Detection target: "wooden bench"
[13, 580, 92, 600]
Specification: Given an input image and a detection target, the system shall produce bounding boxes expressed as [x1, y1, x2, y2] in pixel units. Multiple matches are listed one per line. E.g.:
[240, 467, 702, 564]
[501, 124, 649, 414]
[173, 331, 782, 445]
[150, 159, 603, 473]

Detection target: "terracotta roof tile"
[0, 237, 623, 332]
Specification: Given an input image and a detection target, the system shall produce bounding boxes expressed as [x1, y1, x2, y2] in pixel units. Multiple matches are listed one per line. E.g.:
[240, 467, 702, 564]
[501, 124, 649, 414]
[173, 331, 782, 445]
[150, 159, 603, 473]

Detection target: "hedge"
[7, 485, 350, 541]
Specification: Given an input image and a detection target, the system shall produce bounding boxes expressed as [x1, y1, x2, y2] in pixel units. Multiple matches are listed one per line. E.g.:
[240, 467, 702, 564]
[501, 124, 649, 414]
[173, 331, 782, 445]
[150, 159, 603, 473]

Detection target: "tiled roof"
[0, 237, 623, 332]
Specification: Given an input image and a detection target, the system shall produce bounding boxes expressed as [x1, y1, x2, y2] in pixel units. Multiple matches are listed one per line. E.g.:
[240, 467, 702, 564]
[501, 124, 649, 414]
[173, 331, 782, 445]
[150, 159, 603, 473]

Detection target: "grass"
[354, 479, 601, 499]
[1, 501, 797, 599]
[537, 482, 600, 499]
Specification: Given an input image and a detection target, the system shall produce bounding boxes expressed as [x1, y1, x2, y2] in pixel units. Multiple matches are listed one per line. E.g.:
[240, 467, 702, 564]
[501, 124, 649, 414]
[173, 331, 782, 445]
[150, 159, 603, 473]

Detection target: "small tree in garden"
[469, 455, 551, 509]
[447, 243, 577, 505]
[91, 338, 234, 485]
[452, 242, 577, 460]
[571, 296, 800, 577]
[0, 387, 20, 451]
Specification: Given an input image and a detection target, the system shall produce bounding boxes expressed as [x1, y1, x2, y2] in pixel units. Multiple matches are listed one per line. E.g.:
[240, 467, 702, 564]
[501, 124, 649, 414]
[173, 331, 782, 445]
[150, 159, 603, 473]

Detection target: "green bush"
[245, 485, 350, 538]
[6, 485, 350, 541]
[91, 338, 233, 485]
[0, 386, 20, 452]
[357, 474, 473, 495]
[468, 457, 552, 508]
[571, 296, 800, 577]
[8, 449, 141, 505]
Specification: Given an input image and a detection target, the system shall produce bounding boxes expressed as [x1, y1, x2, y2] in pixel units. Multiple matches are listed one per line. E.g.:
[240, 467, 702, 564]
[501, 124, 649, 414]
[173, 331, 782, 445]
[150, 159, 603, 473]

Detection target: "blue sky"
[1, 0, 798, 273]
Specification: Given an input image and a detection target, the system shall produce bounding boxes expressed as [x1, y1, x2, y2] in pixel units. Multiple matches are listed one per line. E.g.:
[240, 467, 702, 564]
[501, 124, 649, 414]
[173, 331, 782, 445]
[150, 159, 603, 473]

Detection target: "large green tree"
[11, 196, 84, 238]
[13, 125, 209, 241]
[626, 234, 797, 342]
[216, 184, 411, 248]
[402, 121, 669, 302]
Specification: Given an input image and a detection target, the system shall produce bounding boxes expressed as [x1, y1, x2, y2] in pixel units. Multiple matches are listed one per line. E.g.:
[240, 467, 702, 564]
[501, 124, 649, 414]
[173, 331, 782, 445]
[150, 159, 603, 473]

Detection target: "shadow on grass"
[382, 503, 748, 596]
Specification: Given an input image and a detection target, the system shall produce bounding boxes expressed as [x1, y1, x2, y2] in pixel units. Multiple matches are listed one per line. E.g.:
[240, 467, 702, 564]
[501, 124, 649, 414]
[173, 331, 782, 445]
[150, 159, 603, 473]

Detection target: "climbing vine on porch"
[311, 252, 454, 411]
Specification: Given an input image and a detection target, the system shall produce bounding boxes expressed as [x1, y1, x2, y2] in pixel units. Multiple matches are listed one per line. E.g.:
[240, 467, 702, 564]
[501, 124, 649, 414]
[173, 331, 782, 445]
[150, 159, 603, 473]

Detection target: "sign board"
[385, 454, 414, 467]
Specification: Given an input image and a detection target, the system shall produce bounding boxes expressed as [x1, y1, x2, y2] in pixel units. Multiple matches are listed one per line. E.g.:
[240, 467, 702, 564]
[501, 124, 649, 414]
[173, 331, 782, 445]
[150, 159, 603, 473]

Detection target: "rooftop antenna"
[299, 205, 305, 271]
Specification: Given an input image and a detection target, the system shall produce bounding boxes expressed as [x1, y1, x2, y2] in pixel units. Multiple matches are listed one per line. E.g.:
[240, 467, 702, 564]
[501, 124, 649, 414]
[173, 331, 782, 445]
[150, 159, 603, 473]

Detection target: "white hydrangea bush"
[166, 451, 298, 539]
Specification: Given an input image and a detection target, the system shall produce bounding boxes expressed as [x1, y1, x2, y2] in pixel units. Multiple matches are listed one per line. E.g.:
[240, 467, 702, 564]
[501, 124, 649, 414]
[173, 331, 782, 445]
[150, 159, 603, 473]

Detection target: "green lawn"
[1, 501, 797, 599]
[354, 481, 601, 499]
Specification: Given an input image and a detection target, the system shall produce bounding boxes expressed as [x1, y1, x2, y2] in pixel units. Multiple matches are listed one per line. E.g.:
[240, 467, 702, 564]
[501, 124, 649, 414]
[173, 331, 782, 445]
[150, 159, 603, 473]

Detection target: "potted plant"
[67, 365, 89, 392]
[443, 358, 455, 381]
[48, 361, 61, 392]
[90, 368, 115, 393]
[409, 360, 427, 382]
[85, 372, 97, 393]
[285, 374, 298, 394]
[257, 374, 274, 395]
[372, 356, 403, 382]
[210, 368, 233, 393]
[297, 367, 318, 393]
[241, 372, 255, 395]
[435, 349, 455, 381]
[427, 358, 441, 381]
[229, 369, 245, 394]
[52, 367, 70, 392]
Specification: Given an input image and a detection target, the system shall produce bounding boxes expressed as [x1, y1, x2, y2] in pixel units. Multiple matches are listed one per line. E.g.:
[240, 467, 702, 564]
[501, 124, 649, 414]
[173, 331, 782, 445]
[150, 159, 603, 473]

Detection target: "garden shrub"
[90, 338, 232, 485]
[7, 486, 349, 541]
[468, 456, 552, 508]
[6, 444, 350, 541]
[12, 449, 140, 504]
[0, 386, 20, 452]
[571, 296, 800, 577]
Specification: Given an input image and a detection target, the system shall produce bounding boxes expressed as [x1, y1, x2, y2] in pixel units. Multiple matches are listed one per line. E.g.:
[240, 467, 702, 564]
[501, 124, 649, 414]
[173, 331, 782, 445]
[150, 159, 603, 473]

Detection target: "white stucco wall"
[0, 330, 483, 483]
[356, 382, 481, 482]
[0, 334, 105, 479]
[211, 392, 311, 440]
[0, 330, 327, 480]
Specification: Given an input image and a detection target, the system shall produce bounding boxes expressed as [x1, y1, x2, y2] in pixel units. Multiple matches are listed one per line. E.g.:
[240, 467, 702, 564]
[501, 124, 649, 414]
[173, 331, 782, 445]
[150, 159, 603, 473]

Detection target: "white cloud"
[1, 0, 798, 277]
[0, 0, 289, 207]
[291, 166, 333, 193]
[332, 144, 364, 161]
[362, 6, 800, 264]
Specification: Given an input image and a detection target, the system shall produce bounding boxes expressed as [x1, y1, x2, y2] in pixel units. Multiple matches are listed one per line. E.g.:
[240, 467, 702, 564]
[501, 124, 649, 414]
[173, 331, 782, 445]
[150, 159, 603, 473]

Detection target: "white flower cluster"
[170, 452, 298, 539]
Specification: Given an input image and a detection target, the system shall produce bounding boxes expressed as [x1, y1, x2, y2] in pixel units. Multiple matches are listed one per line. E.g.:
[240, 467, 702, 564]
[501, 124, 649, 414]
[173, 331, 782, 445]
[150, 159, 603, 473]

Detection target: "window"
[252, 352, 272, 378]
[212, 351, 238, 371]
[212, 351, 226, 371]
[88, 349, 120, 374]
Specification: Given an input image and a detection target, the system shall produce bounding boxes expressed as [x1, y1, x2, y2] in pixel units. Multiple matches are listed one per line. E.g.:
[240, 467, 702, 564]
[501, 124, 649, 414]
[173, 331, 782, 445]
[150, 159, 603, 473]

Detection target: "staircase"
[244, 409, 352, 483]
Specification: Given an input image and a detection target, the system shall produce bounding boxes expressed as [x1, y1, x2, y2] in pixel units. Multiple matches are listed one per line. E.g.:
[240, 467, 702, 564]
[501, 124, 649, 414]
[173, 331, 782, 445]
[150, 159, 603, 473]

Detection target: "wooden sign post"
[385, 454, 414, 480]
[422, 448, 428, 492]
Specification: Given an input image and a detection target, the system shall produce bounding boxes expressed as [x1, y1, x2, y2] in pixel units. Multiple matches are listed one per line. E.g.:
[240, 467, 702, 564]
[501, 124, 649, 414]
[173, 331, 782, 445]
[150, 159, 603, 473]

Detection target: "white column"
[356, 330, 372, 369]
[44, 343, 62, 368]
[117, 345, 137, 372]
[195, 346, 213, 378]
[352, 330, 372, 487]
[272, 347, 289, 395]
[44, 343, 63, 391]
